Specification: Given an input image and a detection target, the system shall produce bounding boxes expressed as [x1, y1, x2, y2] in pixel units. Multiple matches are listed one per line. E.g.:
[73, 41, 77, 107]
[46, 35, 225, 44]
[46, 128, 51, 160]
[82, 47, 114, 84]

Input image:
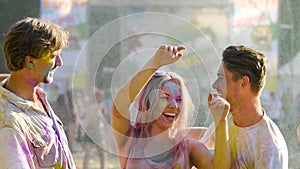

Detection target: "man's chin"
[43, 79, 53, 84]
[43, 75, 54, 84]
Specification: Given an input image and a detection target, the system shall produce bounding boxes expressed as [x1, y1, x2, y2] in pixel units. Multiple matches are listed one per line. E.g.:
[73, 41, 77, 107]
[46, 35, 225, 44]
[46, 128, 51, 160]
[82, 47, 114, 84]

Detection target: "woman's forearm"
[213, 119, 230, 169]
[112, 58, 159, 119]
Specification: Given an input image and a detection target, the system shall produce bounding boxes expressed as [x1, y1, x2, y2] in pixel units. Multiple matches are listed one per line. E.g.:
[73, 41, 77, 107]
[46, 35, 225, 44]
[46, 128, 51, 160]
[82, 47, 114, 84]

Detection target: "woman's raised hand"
[208, 92, 230, 126]
[152, 45, 186, 67]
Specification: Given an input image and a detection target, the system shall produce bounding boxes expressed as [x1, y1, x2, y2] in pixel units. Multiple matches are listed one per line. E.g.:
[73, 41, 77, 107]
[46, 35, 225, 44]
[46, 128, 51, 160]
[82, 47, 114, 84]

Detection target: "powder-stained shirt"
[229, 113, 288, 169]
[0, 81, 76, 169]
[126, 135, 190, 169]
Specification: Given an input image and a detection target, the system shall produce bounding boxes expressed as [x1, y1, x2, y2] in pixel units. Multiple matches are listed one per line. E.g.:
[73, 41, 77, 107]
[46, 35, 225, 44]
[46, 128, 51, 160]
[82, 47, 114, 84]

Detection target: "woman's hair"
[133, 71, 195, 139]
[3, 17, 69, 71]
[222, 45, 267, 94]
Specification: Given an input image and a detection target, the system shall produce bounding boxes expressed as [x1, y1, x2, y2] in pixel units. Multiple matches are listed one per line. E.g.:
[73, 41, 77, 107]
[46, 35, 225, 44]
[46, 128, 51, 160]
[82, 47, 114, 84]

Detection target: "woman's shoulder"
[187, 137, 207, 150]
[186, 137, 213, 168]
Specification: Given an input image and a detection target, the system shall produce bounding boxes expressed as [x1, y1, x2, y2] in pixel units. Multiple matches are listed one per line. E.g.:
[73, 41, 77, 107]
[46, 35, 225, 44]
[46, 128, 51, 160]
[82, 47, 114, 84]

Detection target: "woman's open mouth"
[163, 112, 177, 119]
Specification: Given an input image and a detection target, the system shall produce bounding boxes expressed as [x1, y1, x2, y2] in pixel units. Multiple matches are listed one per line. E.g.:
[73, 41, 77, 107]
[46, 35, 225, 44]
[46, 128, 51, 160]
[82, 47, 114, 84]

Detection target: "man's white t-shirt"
[229, 114, 288, 169]
[199, 113, 288, 169]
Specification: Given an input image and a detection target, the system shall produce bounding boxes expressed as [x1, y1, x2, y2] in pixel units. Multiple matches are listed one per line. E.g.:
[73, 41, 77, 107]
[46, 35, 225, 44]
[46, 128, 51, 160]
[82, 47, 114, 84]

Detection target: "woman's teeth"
[163, 112, 176, 118]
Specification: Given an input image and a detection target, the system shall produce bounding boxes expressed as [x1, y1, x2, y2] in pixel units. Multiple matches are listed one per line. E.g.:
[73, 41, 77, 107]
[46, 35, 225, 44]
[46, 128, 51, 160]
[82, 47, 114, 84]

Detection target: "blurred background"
[1, 0, 300, 168]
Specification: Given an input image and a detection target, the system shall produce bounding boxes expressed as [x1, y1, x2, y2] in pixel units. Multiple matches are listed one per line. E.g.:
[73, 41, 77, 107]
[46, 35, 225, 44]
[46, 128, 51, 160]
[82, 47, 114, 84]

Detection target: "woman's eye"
[176, 98, 182, 102]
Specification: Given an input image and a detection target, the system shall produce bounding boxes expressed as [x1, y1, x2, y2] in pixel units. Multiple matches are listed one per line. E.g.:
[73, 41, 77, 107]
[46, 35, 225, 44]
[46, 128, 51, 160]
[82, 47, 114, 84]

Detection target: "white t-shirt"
[229, 114, 288, 169]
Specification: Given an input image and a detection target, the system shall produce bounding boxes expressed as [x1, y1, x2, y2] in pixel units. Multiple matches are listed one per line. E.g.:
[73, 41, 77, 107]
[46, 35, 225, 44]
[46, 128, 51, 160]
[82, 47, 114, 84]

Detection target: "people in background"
[267, 92, 282, 125]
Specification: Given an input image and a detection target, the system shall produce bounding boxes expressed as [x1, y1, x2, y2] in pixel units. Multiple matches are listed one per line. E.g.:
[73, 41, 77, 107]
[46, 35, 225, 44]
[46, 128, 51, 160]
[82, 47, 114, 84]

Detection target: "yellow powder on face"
[41, 52, 54, 63]
[40, 50, 60, 64]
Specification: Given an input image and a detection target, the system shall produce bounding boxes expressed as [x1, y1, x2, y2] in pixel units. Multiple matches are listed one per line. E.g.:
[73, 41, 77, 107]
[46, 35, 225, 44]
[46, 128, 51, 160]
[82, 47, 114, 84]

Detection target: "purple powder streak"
[20, 141, 31, 156]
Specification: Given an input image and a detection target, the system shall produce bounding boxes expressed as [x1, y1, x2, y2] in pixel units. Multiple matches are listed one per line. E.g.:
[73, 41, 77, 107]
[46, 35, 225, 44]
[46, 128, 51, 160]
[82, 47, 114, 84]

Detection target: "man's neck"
[4, 71, 37, 101]
[231, 97, 264, 127]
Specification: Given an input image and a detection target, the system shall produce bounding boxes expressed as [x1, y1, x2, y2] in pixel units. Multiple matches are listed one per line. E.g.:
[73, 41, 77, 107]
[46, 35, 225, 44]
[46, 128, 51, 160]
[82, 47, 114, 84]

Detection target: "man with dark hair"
[211, 45, 288, 168]
[0, 17, 76, 168]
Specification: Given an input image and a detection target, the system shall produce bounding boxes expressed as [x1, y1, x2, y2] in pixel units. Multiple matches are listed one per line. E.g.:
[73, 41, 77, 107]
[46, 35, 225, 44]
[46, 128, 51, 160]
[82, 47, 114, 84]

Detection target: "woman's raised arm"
[111, 45, 186, 147]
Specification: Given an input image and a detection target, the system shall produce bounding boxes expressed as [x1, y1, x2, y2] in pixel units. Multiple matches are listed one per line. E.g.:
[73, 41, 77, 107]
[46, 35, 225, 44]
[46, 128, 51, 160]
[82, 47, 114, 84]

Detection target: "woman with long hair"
[111, 45, 230, 169]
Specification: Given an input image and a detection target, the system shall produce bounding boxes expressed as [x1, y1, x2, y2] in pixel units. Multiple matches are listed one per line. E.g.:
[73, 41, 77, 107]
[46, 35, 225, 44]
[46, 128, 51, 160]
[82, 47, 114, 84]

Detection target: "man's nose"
[212, 80, 217, 89]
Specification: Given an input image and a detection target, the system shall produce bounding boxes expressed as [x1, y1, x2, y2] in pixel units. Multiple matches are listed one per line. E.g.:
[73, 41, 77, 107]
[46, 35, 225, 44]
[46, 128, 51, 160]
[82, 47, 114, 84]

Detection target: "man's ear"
[241, 76, 250, 88]
[25, 55, 34, 68]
